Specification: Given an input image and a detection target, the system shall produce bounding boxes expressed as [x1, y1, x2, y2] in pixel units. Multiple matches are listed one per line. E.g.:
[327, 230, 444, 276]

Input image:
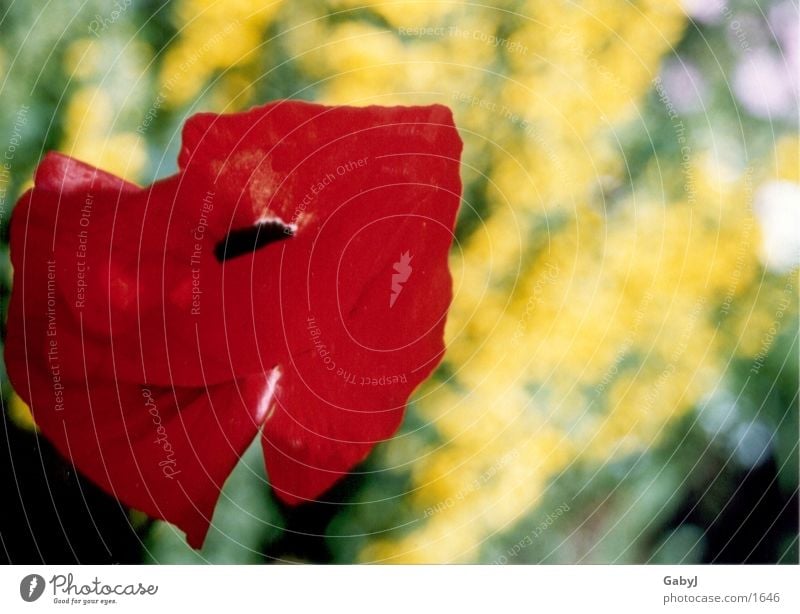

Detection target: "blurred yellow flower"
[60, 87, 147, 181]
[160, 0, 284, 107]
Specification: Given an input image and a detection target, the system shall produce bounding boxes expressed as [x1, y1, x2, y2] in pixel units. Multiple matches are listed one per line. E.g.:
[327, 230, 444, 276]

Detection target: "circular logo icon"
[20, 574, 45, 602]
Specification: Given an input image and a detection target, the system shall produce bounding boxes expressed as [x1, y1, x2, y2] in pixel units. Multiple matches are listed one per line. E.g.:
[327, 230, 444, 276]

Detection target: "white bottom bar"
[1, 565, 796, 612]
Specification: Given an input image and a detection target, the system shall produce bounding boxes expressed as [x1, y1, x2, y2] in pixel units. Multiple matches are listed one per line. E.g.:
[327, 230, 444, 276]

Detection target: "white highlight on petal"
[256, 366, 282, 423]
[256, 214, 296, 232]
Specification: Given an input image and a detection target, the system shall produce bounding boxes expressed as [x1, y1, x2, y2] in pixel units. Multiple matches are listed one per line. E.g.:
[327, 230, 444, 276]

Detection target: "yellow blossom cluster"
[60, 34, 152, 181]
[159, 0, 284, 107]
[60, 86, 147, 182]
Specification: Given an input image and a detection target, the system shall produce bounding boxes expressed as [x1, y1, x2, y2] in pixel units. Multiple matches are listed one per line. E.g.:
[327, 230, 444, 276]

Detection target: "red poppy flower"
[5, 100, 463, 547]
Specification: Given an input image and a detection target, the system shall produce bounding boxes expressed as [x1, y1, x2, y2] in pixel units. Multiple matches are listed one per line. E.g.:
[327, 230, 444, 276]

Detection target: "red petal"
[34, 151, 140, 194]
[203, 102, 462, 503]
[5, 335, 275, 546]
[5, 100, 462, 543]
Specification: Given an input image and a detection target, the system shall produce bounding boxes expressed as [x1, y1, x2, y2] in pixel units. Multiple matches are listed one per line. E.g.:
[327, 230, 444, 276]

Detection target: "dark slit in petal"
[215, 218, 295, 262]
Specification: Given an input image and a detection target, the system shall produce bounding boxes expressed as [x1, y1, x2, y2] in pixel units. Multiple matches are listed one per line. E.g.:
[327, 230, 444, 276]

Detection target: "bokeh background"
[0, 0, 797, 564]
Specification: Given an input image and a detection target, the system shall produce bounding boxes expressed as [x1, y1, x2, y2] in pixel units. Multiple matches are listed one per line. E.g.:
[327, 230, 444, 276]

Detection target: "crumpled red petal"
[5, 100, 462, 546]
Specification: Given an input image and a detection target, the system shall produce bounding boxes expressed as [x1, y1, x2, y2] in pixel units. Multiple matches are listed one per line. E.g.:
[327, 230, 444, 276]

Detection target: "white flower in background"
[734, 48, 798, 119]
[730, 420, 773, 468]
[770, 1, 800, 60]
[754, 180, 800, 273]
[769, 1, 800, 95]
[660, 59, 708, 113]
[681, 0, 726, 24]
